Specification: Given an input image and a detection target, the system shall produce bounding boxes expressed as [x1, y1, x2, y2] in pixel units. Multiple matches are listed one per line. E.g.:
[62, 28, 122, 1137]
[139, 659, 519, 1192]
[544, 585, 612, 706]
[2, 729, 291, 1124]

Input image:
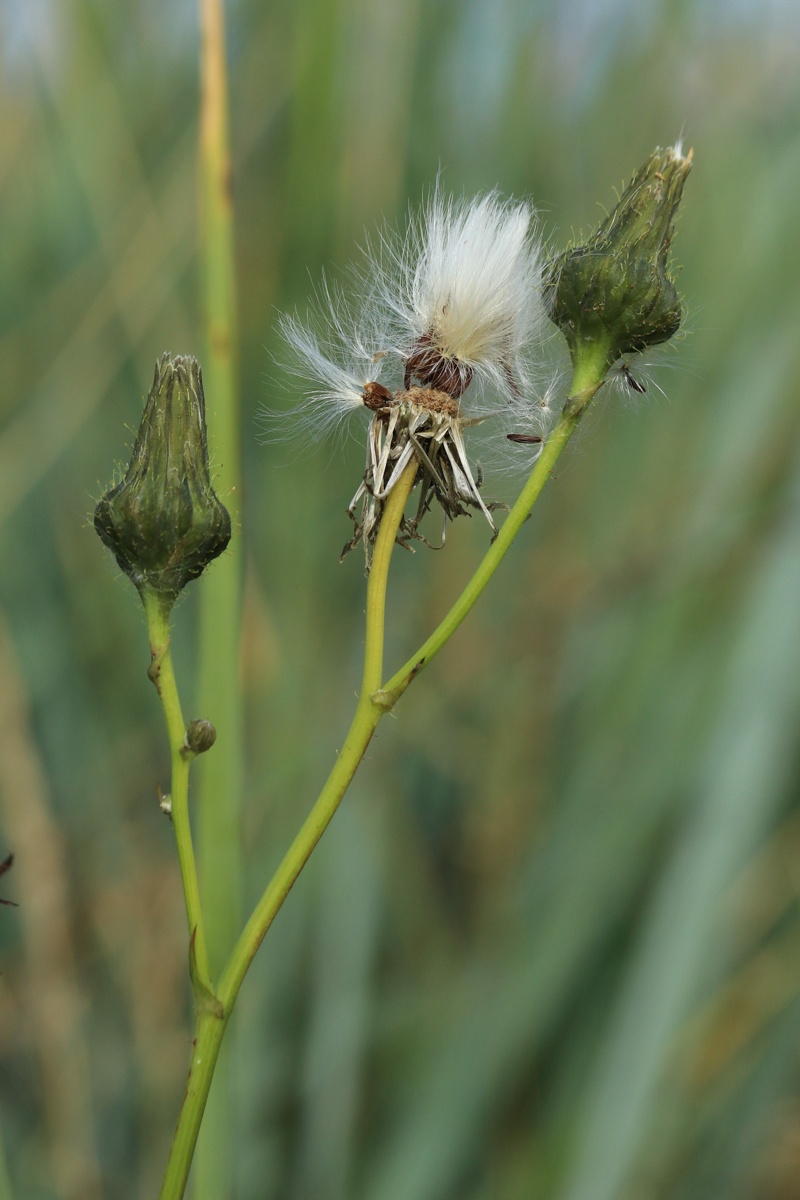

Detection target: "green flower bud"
[546, 144, 693, 377]
[95, 353, 231, 609]
[183, 718, 217, 756]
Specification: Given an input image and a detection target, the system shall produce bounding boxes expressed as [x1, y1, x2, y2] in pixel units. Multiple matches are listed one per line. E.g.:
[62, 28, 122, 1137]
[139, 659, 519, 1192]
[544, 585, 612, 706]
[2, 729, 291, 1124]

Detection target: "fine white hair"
[263, 277, 392, 444]
[372, 188, 549, 404]
[265, 188, 551, 445]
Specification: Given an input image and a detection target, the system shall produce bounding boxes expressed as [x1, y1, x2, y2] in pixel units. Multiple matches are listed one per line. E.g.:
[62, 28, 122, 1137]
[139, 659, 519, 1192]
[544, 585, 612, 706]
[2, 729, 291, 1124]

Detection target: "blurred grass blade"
[358, 640, 702, 1200]
[292, 802, 382, 1200]
[0, 1125, 14, 1200]
[561, 442, 800, 1200]
[676, 998, 800, 1200]
[0, 613, 101, 1200]
[193, 0, 244, 1194]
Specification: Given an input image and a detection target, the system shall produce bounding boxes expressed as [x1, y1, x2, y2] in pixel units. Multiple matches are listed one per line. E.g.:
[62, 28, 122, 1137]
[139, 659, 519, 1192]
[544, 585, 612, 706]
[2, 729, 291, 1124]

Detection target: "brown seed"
[404, 333, 472, 399]
[362, 381, 394, 411]
[621, 363, 646, 393]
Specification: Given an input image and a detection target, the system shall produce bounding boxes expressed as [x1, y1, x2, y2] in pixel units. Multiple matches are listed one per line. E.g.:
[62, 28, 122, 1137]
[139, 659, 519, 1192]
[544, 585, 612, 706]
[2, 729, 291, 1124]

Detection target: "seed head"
[95, 354, 231, 609]
[380, 189, 547, 403]
[271, 189, 551, 562]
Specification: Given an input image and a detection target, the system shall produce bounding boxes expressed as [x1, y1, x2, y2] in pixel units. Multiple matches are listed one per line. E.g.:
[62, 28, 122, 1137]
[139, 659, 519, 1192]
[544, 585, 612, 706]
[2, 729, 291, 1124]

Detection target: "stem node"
[190, 929, 223, 1018]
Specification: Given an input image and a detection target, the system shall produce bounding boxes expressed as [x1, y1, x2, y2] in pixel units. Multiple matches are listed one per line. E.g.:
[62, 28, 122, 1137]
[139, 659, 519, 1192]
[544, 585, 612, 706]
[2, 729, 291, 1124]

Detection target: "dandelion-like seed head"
[380, 189, 546, 403]
[271, 189, 550, 564]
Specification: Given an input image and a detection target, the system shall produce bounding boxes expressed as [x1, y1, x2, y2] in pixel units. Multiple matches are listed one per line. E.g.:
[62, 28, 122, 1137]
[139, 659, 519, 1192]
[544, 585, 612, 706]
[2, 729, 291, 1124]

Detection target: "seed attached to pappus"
[620, 363, 646, 394]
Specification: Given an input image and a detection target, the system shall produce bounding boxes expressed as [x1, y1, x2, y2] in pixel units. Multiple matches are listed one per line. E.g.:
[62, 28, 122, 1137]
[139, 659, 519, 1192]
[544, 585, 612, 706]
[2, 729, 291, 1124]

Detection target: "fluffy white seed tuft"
[373, 189, 548, 403]
[266, 188, 552, 452]
[262, 278, 391, 444]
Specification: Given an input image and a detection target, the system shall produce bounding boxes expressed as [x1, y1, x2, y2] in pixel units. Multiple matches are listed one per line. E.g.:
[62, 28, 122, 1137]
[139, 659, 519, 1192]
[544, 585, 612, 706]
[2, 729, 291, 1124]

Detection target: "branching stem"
[158, 460, 419, 1200]
[157, 356, 607, 1200]
[383, 368, 604, 703]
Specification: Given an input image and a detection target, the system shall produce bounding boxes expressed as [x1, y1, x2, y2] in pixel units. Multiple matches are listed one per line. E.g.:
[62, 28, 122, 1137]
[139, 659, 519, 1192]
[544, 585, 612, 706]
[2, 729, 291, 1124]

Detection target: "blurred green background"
[2, 0, 800, 1197]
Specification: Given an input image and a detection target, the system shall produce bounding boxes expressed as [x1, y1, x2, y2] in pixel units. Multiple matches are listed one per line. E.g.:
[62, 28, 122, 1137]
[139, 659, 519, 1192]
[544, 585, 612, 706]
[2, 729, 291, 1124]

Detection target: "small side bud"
[183, 719, 217, 757]
[95, 354, 231, 609]
[546, 144, 693, 377]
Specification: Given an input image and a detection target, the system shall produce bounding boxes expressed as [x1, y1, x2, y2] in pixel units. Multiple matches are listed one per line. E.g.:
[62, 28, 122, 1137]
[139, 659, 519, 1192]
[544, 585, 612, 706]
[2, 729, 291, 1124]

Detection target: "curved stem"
[218, 461, 418, 1007]
[143, 592, 212, 991]
[157, 461, 419, 1200]
[157, 359, 605, 1200]
[382, 371, 605, 703]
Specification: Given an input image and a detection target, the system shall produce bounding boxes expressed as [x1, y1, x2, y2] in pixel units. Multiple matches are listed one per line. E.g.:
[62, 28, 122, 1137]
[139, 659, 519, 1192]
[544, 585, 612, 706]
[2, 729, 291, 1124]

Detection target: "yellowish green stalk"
[158, 351, 606, 1200]
[382, 356, 607, 703]
[217, 461, 421, 1008]
[194, 0, 243, 1193]
[158, 460, 419, 1200]
[157, 1009, 227, 1200]
[196, 0, 243, 980]
[217, 362, 607, 1017]
[143, 592, 212, 993]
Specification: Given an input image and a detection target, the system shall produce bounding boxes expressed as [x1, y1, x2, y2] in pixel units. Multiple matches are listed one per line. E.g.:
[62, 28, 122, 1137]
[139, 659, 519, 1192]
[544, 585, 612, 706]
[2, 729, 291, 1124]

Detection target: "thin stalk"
[143, 592, 212, 992]
[158, 1010, 228, 1200]
[158, 357, 607, 1200]
[196, 0, 243, 983]
[217, 461, 420, 1008]
[158, 462, 419, 1200]
[195, 0, 242, 1193]
[381, 363, 606, 703]
[217, 361, 605, 1019]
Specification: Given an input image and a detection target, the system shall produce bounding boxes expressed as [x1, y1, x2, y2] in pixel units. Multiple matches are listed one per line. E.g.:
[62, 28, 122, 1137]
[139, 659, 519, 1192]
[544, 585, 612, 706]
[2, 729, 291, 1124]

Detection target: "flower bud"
[183, 718, 217, 756]
[546, 144, 693, 376]
[95, 354, 231, 608]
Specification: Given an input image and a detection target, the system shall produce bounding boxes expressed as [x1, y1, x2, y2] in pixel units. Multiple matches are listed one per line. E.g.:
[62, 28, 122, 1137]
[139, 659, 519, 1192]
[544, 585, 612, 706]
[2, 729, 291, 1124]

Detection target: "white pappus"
[269, 188, 553, 563]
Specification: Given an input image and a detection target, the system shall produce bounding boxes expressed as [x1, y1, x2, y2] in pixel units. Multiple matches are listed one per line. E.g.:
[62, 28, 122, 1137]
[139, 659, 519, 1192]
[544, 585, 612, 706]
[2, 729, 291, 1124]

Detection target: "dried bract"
[341, 387, 504, 560]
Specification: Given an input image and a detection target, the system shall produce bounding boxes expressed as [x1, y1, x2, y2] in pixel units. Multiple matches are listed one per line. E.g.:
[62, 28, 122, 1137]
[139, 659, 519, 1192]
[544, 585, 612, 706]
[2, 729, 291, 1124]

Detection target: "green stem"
[158, 1011, 228, 1200]
[217, 461, 419, 1007]
[157, 357, 606, 1200]
[143, 592, 212, 992]
[195, 1, 242, 1191]
[157, 461, 419, 1200]
[196, 0, 243, 984]
[381, 366, 605, 703]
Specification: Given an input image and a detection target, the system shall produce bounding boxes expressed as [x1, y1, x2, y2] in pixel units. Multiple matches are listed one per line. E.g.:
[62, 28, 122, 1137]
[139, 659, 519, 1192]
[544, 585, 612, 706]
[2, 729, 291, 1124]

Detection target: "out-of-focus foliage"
[1, 1, 800, 1198]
